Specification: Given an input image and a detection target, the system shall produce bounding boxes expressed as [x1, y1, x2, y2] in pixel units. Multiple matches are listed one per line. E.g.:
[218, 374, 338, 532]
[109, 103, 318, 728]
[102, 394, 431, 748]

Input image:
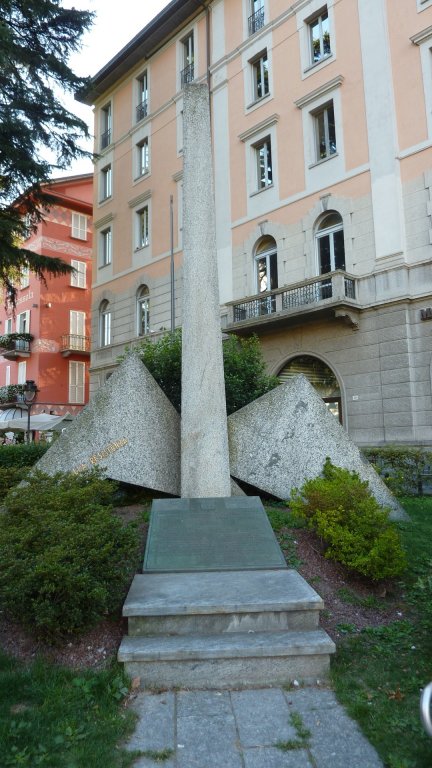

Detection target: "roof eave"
[78, 0, 206, 105]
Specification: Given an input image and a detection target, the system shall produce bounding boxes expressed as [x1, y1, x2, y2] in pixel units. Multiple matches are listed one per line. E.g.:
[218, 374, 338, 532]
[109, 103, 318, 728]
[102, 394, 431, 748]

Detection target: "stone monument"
[181, 84, 231, 498]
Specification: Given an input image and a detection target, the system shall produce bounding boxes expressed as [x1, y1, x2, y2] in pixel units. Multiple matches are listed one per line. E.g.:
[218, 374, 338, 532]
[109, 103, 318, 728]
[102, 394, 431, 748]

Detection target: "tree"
[128, 330, 280, 414]
[0, 0, 94, 304]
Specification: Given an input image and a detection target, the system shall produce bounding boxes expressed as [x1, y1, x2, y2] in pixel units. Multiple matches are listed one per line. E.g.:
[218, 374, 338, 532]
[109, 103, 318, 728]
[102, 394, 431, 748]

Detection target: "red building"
[0, 174, 93, 419]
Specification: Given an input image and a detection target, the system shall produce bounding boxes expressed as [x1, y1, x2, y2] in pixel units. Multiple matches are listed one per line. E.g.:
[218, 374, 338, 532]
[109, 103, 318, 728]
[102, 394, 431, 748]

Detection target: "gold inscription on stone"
[72, 438, 129, 474]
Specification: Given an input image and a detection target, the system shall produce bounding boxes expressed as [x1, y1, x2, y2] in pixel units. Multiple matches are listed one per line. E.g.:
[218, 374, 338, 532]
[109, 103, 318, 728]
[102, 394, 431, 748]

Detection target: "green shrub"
[362, 445, 432, 496]
[0, 466, 29, 496]
[124, 329, 279, 414]
[289, 458, 407, 581]
[0, 442, 49, 467]
[0, 468, 140, 641]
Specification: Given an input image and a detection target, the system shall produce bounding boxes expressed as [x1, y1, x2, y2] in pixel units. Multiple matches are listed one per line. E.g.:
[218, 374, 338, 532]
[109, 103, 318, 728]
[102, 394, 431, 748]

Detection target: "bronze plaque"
[143, 497, 287, 572]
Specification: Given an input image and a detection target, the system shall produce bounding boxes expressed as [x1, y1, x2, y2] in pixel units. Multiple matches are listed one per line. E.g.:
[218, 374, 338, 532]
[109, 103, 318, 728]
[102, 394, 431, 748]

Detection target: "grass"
[0, 653, 139, 768]
[331, 496, 432, 768]
[275, 711, 311, 751]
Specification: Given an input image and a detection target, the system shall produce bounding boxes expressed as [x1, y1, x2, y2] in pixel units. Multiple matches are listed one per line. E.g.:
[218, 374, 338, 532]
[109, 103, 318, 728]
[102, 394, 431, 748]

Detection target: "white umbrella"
[2, 413, 69, 431]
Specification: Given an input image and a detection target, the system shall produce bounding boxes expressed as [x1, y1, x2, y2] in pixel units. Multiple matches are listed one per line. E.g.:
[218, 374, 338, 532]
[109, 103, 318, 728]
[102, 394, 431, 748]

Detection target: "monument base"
[143, 496, 287, 572]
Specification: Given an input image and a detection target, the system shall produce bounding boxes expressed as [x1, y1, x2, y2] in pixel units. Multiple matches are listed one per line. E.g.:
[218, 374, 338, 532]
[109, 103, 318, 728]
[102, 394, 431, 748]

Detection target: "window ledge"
[99, 196, 112, 205]
[99, 263, 112, 270]
[308, 152, 338, 169]
[134, 171, 150, 182]
[304, 53, 333, 74]
[134, 244, 149, 252]
[246, 93, 272, 111]
[250, 183, 274, 198]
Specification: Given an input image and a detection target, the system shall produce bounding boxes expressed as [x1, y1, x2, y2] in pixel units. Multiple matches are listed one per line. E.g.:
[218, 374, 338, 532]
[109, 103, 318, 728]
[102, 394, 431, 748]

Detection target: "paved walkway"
[126, 686, 383, 768]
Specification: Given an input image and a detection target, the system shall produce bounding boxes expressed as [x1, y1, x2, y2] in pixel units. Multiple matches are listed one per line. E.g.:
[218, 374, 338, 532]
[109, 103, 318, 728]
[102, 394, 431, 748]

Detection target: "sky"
[63, 0, 169, 175]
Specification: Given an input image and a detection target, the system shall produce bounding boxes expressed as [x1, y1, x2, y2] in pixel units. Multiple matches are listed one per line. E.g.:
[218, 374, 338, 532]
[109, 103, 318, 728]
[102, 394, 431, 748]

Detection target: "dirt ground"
[0, 503, 405, 669]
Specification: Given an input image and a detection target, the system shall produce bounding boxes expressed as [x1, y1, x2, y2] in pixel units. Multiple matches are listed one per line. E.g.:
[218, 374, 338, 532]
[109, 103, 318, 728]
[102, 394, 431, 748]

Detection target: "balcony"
[136, 99, 148, 122]
[225, 272, 359, 332]
[100, 128, 111, 150]
[60, 334, 90, 357]
[0, 384, 26, 407]
[0, 333, 32, 360]
[180, 63, 194, 87]
[248, 7, 265, 35]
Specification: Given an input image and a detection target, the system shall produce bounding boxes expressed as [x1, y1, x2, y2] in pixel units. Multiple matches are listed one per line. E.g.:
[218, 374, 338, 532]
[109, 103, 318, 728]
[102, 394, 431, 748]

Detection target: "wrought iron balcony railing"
[0, 334, 32, 359]
[248, 7, 265, 36]
[136, 99, 148, 122]
[100, 129, 111, 150]
[181, 63, 194, 87]
[60, 334, 90, 356]
[228, 271, 357, 327]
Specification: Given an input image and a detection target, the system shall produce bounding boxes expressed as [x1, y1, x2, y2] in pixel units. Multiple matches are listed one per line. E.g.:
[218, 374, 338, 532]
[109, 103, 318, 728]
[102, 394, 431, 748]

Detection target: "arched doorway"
[278, 354, 343, 423]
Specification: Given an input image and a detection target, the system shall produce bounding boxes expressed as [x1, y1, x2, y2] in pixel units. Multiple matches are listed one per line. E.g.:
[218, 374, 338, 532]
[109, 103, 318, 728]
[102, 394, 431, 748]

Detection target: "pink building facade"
[0, 175, 93, 419]
[82, 0, 432, 446]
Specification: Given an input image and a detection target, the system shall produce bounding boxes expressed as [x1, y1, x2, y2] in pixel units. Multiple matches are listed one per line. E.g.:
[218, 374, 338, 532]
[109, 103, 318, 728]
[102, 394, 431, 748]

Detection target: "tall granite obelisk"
[181, 84, 231, 498]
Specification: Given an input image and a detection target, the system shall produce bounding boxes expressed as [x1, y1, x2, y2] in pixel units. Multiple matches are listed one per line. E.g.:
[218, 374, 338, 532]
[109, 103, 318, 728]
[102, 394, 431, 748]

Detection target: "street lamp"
[23, 379, 37, 443]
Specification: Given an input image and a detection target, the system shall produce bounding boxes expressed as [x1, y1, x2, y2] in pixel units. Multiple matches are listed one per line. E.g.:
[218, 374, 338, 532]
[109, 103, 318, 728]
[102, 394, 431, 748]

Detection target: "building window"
[255, 236, 278, 293]
[20, 266, 30, 289]
[100, 227, 112, 267]
[17, 310, 30, 334]
[69, 361, 85, 404]
[5, 318, 12, 335]
[71, 213, 87, 240]
[181, 32, 194, 86]
[254, 136, 273, 189]
[5, 366, 10, 386]
[248, 0, 265, 36]
[101, 103, 112, 149]
[136, 206, 149, 249]
[136, 71, 148, 122]
[137, 285, 150, 336]
[251, 51, 269, 101]
[71, 260, 87, 288]
[315, 212, 345, 276]
[101, 165, 112, 200]
[69, 310, 86, 350]
[313, 101, 336, 161]
[136, 138, 149, 178]
[309, 8, 331, 64]
[99, 300, 111, 347]
[17, 361, 26, 385]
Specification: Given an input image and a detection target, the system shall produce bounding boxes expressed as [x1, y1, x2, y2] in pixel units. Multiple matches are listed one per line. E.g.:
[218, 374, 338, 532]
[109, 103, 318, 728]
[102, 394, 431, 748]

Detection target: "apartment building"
[82, 0, 432, 446]
[0, 174, 93, 418]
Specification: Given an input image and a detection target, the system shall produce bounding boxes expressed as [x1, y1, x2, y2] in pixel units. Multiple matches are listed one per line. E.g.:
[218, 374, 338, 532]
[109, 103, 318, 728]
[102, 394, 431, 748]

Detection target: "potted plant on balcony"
[0, 332, 34, 354]
[0, 384, 26, 405]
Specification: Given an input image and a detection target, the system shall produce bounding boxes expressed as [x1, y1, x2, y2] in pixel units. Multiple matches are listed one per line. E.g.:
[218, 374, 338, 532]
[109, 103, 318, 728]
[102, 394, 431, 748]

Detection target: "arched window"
[137, 285, 150, 336]
[278, 354, 343, 423]
[99, 300, 111, 347]
[253, 236, 278, 314]
[315, 211, 345, 276]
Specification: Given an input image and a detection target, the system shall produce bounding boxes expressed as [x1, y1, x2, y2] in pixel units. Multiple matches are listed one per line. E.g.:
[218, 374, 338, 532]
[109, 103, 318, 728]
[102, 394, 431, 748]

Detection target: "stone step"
[118, 629, 335, 689]
[124, 569, 323, 635]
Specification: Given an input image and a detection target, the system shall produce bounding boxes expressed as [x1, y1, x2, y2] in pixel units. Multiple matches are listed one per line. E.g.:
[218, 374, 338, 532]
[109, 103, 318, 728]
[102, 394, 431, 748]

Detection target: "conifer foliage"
[0, 1, 94, 304]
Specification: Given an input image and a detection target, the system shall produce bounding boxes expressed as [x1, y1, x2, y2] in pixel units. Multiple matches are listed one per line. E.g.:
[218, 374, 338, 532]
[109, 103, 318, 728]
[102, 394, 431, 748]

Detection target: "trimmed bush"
[289, 458, 407, 581]
[362, 445, 432, 497]
[0, 468, 140, 641]
[0, 442, 49, 467]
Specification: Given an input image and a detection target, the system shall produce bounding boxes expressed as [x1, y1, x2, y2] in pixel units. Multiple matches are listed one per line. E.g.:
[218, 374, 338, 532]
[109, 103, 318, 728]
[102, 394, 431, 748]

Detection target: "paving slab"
[126, 692, 175, 753]
[126, 686, 384, 768]
[243, 746, 311, 768]
[231, 688, 296, 747]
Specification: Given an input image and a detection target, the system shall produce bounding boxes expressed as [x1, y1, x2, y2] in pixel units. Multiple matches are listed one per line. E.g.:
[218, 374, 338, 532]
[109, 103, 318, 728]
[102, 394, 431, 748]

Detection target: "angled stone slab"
[228, 375, 406, 520]
[36, 354, 180, 495]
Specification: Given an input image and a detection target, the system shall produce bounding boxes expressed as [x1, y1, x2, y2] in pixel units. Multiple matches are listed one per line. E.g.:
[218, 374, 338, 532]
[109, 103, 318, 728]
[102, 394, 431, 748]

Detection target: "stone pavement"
[126, 686, 383, 768]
